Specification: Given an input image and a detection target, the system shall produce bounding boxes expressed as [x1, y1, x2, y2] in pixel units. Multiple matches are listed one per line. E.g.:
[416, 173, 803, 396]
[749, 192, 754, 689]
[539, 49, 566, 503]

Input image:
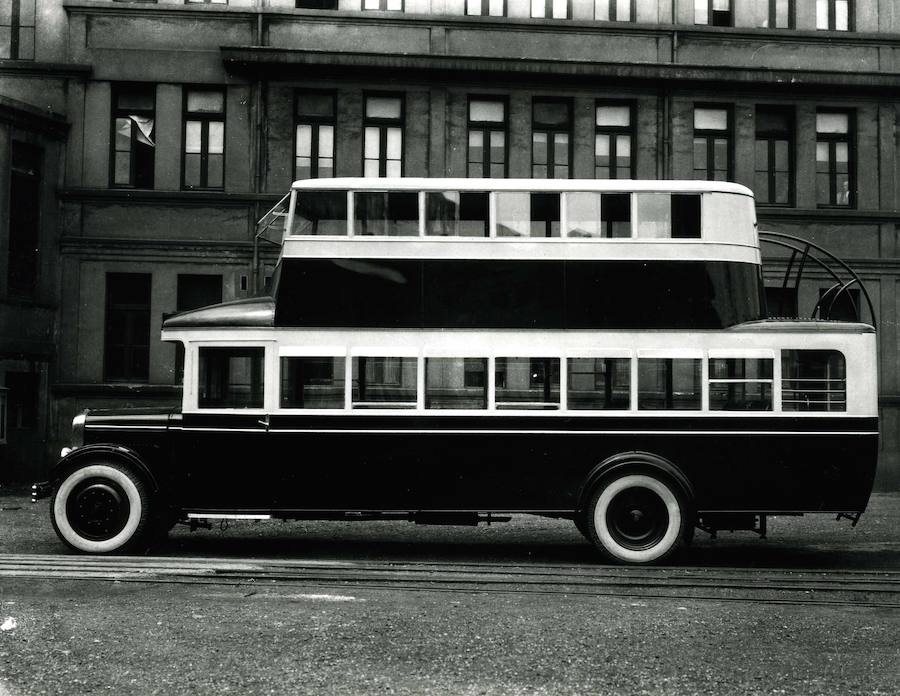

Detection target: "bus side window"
[280, 357, 345, 409]
[567, 358, 630, 409]
[198, 347, 265, 409]
[354, 192, 418, 236]
[495, 358, 560, 409]
[425, 358, 488, 409]
[708, 358, 773, 411]
[635, 193, 671, 239]
[351, 357, 417, 408]
[671, 194, 701, 238]
[782, 350, 846, 411]
[292, 191, 348, 236]
[637, 358, 701, 410]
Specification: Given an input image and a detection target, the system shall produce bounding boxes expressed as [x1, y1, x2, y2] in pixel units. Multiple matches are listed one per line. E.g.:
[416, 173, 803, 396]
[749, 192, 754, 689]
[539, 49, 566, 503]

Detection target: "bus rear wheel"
[51, 461, 152, 555]
[587, 472, 687, 564]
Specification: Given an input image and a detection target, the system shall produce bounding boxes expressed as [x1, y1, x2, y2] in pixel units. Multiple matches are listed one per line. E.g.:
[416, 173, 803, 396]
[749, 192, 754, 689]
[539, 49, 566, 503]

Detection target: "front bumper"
[31, 481, 52, 503]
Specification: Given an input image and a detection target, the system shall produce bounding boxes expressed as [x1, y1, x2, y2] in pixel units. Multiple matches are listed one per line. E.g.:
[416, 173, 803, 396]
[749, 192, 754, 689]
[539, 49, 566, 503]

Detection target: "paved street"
[0, 493, 899, 695]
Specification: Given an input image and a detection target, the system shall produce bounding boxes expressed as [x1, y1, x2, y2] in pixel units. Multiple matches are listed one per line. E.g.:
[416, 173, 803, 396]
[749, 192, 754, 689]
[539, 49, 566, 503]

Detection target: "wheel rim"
[605, 486, 670, 551]
[65, 477, 131, 541]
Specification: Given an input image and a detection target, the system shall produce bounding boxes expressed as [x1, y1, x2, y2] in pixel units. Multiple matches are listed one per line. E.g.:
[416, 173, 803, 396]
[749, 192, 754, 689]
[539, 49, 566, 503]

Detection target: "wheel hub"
[606, 487, 669, 551]
[66, 479, 130, 541]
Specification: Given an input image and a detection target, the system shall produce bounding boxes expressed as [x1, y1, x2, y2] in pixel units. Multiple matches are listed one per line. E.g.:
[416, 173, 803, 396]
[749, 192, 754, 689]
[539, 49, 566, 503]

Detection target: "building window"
[174, 275, 222, 382]
[104, 273, 151, 382]
[296, 0, 338, 6]
[4, 373, 39, 430]
[816, 0, 850, 31]
[595, 0, 633, 20]
[532, 99, 571, 179]
[363, 95, 403, 177]
[693, 106, 732, 181]
[765, 0, 793, 27]
[1, 0, 35, 60]
[595, 102, 634, 179]
[8, 142, 41, 299]
[816, 110, 853, 207]
[183, 88, 225, 190]
[765, 286, 798, 318]
[467, 98, 507, 178]
[295, 91, 336, 180]
[112, 84, 156, 189]
[531, 0, 570, 19]
[363, 0, 403, 10]
[754, 106, 793, 206]
[695, 0, 732, 26]
[185, 0, 227, 3]
[466, 0, 505, 15]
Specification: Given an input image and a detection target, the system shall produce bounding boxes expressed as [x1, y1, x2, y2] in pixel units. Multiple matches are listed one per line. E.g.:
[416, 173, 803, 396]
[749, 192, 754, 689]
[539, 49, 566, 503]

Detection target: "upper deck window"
[426, 192, 489, 237]
[292, 190, 348, 236]
[355, 191, 418, 236]
[199, 347, 264, 409]
[496, 193, 561, 237]
[635, 193, 701, 239]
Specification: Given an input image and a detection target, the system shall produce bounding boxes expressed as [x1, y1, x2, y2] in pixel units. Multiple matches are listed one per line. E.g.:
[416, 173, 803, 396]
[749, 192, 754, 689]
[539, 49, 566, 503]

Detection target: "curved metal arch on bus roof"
[758, 230, 877, 330]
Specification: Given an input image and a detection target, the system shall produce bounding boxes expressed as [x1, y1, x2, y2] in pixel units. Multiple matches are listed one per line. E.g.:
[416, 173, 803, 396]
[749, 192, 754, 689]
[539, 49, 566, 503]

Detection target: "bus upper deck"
[283, 178, 760, 265]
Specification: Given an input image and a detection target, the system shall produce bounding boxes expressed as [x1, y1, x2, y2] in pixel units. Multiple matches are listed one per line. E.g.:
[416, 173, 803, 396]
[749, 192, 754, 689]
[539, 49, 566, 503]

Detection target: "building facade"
[2, 0, 899, 487]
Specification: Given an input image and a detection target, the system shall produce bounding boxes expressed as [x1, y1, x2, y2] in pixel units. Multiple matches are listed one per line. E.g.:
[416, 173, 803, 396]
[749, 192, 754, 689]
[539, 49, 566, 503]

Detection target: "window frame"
[362, 0, 404, 10]
[594, 100, 636, 180]
[530, 0, 572, 19]
[816, 0, 852, 31]
[465, 0, 507, 16]
[768, 0, 794, 28]
[181, 86, 226, 191]
[2, 0, 36, 60]
[103, 272, 152, 383]
[694, 0, 733, 26]
[363, 92, 405, 178]
[110, 83, 157, 190]
[532, 97, 573, 180]
[815, 108, 855, 209]
[294, 89, 337, 182]
[692, 104, 733, 182]
[594, 0, 635, 21]
[467, 96, 509, 178]
[754, 105, 794, 207]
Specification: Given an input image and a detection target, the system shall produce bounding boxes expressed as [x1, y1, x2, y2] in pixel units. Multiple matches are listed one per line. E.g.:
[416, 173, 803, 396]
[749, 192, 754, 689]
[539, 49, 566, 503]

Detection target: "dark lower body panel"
[165, 414, 879, 516]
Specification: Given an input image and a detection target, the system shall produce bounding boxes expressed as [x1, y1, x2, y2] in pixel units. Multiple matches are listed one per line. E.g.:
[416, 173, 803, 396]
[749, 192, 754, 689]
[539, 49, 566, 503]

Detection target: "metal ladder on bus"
[758, 230, 877, 329]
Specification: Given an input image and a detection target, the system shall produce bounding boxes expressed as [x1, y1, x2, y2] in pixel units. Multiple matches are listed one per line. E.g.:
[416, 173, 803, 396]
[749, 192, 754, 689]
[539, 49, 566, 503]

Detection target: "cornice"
[0, 59, 92, 78]
[59, 187, 283, 205]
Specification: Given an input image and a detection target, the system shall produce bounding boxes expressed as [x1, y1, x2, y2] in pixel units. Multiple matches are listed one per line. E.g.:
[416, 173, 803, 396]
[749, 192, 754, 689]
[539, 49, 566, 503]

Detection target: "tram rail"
[1, 554, 899, 609]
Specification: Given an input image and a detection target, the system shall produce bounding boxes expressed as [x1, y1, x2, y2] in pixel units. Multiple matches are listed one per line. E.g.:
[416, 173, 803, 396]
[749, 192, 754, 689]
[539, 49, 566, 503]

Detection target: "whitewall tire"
[51, 462, 151, 554]
[588, 473, 686, 564]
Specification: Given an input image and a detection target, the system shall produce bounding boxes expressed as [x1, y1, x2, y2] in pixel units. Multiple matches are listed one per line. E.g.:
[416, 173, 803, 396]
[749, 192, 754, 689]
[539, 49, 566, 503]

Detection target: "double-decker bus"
[34, 179, 879, 564]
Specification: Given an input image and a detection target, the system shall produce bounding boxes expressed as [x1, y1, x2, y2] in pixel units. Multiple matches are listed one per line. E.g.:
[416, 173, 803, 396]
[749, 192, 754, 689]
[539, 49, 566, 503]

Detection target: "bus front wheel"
[50, 461, 153, 555]
[586, 472, 687, 564]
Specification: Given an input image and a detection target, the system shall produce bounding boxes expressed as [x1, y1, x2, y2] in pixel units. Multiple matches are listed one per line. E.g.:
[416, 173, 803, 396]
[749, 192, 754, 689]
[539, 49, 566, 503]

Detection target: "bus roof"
[290, 178, 755, 198]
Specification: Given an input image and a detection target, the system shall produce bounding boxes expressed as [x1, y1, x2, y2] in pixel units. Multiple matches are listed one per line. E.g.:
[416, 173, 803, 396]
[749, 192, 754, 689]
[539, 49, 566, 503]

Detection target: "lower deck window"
[352, 357, 417, 408]
[708, 358, 773, 411]
[567, 358, 630, 410]
[425, 358, 487, 409]
[782, 350, 846, 411]
[495, 358, 560, 409]
[426, 192, 489, 237]
[280, 357, 345, 409]
[638, 358, 701, 410]
[198, 348, 264, 409]
[496, 193, 561, 238]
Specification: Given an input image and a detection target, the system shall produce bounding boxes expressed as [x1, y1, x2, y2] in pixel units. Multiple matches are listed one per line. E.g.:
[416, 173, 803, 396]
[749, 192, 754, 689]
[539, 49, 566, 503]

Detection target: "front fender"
[48, 443, 160, 494]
